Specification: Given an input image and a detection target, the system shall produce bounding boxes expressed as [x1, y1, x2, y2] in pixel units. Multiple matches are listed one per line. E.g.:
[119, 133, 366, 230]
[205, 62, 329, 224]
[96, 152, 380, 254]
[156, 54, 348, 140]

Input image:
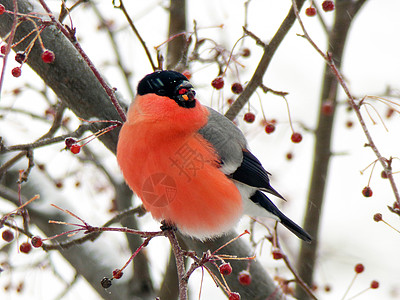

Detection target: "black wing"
[231, 150, 285, 200]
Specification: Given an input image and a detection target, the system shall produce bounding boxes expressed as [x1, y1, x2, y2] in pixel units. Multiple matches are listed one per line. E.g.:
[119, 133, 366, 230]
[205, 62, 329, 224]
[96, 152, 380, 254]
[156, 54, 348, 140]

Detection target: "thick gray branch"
[0, 1, 290, 299]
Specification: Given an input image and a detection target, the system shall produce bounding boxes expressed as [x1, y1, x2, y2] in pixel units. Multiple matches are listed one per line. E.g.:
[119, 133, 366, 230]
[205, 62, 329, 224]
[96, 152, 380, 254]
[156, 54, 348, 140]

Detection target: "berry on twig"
[219, 262, 232, 276]
[244, 112, 255, 123]
[354, 263, 364, 274]
[231, 82, 243, 94]
[70, 144, 81, 154]
[370, 280, 379, 289]
[362, 186, 373, 197]
[20, 242, 32, 254]
[305, 7, 316, 16]
[41, 49, 55, 63]
[211, 77, 224, 90]
[101, 277, 112, 288]
[12, 67, 21, 77]
[322, 1, 335, 12]
[31, 236, 43, 248]
[238, 270, 252, 285]
[2, 230, 14, 242]
[229, 292, 241, 300]
[291, 132, 302, 143]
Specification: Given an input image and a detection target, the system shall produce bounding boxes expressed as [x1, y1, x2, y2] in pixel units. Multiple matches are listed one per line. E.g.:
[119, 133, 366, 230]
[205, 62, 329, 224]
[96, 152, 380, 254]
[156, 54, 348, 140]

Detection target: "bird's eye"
[178, 88, 188, 95]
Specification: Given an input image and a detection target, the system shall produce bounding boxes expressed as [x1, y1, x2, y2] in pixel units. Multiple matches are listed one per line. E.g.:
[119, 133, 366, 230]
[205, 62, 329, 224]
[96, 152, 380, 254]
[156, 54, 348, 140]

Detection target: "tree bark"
[0, 1, 284, 299]
[296, 1, 367, 299]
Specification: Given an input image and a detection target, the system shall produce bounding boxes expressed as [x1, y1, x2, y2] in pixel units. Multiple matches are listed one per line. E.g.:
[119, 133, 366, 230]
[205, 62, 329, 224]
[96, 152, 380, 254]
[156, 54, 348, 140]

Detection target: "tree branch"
[293, 1, 368, 298]
[224, 0, 306, 121]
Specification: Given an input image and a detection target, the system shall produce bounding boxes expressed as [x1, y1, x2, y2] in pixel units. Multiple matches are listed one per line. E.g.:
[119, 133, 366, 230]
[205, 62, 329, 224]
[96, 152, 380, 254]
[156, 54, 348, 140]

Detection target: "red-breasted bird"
[117, 70, 311, 242]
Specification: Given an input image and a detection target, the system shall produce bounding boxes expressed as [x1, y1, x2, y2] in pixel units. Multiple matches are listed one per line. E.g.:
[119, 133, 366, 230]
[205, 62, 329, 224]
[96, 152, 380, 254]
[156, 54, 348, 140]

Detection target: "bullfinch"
[116, 70, 311, 242]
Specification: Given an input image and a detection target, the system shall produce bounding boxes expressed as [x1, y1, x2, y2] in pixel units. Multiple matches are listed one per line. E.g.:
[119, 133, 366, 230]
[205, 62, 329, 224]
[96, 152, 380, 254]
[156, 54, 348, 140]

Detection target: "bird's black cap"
[137, 70, 196, 108]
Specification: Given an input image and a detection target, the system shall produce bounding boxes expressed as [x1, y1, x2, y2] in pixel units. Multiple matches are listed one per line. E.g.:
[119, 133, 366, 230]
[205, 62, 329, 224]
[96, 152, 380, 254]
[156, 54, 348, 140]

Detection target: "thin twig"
[37, 0, 127, 122]
[114, 0, 157, 71]
[275, 234, 317, 299]
[90, 2, 135, 99]
[0, 0, 18, 96]
[164, 229, 188, 300]
[291, 0, 400, 206]
[1, 123, 93, 153]
[225, 0, 306, 121]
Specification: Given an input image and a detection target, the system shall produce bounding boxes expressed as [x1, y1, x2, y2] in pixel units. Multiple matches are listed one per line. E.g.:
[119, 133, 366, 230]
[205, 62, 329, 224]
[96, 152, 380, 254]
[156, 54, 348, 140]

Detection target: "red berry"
[211, 77, 224, 90]
[322, 1, 335, 12]
[243, 112, 255, 123]
[112, 269, 123, 279]
[286, 152, 293, 160]
[55, 181, 63, 189]
[241, 48, 251, 57]
[346, 120, 354, 128]
[370, 280, 379, 289]
[231, 82, 243, 94]
[70, 144, 81, 154]
[386, 108, 395, 119]
[41, 49, 55, 63]
[291, 132, 303, 143]
[182, 70, 191, 80]
[305, 7, 317, 16]
[272, 249, 284, 260]
[2, 230, 14, 242]
[20, 242, 32, 254]
[238, 270, 251, 285]
[219, 262, 232, 276]
[31, 236, 43, 248]
[362, 186, 373, 197]
[0, 4, 5, 15]
[65, 137, 77, 148]
[11, 67, 21, 77]
[229, 292, 241, 300]
[321, 101, 334, 116]
[16, 281, 24, 293]
[265, 123, 275, 134]
[324, 284, 331, 292]
[0, 45, 6, 54]
[15, 51, 25, 64]
[227, 98, 234, 105]
[354, 263, 365, 274]
[373, 213, 382, 222]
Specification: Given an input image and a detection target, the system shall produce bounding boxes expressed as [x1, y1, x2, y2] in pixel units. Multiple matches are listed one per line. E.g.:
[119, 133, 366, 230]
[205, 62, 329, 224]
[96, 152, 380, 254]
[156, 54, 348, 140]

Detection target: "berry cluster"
[0, 6, 56, 78]
[306, 1, 335, 17]
[65, 137, 81, 154]
[342, 263, 380, 298]
[2, 229, 45, 254]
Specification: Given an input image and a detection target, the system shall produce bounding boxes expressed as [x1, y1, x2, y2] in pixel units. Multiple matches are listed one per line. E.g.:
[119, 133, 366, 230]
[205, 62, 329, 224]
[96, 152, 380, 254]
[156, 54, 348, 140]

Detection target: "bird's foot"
[160, 220, 177, 232]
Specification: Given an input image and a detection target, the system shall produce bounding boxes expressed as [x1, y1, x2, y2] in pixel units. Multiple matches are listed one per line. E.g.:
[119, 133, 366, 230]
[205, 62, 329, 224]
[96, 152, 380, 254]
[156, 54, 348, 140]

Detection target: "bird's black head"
[137, 70, 196, 108]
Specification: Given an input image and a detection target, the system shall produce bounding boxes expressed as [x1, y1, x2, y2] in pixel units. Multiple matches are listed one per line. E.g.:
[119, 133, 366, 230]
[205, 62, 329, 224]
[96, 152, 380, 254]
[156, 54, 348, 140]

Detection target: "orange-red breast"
[117, 70, 311, 242]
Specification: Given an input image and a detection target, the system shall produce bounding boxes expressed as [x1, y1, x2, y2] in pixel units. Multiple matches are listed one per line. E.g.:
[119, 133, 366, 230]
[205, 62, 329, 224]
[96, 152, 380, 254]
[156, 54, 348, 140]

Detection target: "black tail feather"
[250, 191, 312, 243]
[278, 213, 312, 243]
